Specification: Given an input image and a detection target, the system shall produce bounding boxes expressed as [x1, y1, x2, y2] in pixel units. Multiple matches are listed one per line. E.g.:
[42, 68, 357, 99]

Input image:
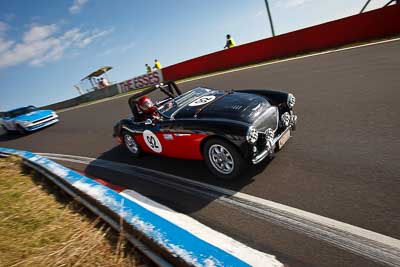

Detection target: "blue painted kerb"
[0, 147, 249, 267]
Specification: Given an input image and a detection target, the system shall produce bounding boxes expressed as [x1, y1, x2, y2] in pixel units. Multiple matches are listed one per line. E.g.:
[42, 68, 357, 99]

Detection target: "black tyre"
[1, 125, 9, 135]
[122, 131, 141, 157]
[16, 125, 26, 135]
[203, 138, 246, 180]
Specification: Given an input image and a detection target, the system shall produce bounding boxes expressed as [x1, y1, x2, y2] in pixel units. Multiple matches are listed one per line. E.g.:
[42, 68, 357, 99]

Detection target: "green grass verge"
[0, 157, 148, 267]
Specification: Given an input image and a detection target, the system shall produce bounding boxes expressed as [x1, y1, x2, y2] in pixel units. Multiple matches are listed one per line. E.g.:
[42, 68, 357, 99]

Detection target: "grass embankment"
[0, 157, 147, 267]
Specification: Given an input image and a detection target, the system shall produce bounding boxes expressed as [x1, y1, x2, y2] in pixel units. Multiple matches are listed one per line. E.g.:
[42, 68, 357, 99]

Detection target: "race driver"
[137, 96, 160, 121]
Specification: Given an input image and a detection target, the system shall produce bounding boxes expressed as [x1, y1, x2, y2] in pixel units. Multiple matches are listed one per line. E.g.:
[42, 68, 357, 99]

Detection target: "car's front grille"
[32, 115, 53, 124]
[254, 107, 279, 132]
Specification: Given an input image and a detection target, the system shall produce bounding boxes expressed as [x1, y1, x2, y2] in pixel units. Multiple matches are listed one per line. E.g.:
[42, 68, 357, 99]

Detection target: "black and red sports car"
[113, 82, 297, 180]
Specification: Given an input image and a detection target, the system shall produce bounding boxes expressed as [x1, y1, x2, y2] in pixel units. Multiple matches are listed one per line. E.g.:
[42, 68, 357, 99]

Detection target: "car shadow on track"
[83, 145, 272, 213]
[0, 125, 54, 142]
[0, 132, 28, 141]
[89, 145, 271, 189]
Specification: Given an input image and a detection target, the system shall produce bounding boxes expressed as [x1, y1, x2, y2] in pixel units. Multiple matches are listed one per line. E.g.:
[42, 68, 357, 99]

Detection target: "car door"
[129, 118, 207, 160]
[155, 120, 208, 160]
[130, 120, 164, 155]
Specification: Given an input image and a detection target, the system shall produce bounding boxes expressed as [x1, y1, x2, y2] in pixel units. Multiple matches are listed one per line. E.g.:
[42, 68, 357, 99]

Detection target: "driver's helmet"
[137, 96, 155, 114]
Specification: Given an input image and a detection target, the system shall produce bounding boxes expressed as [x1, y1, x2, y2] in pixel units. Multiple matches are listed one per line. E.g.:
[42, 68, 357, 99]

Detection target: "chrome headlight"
[265, 128, 274, 140]
[281, 112, 291, 127]
[265, 128, 274, 153]
[246, 126, 258, 144]
[287, 93, 295, 108]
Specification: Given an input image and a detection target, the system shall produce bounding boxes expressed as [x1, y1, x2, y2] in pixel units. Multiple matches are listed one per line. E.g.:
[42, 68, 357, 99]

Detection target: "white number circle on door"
[143, 130, 162, 153]
[189, 95, 216, 106]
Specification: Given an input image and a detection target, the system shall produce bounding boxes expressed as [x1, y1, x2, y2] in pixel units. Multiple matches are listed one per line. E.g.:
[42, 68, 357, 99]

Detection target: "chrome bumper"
[26, 117, 59, 131]
[252, 126, 292, 165]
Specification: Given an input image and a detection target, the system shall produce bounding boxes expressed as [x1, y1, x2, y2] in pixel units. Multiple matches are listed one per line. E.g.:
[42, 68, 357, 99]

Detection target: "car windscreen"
[157, 87, 213, 118]
[8, 106, 36, 118]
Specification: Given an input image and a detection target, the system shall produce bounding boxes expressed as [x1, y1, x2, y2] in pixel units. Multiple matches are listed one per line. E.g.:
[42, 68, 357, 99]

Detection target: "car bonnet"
[174, 91, 271, 124]
[15, 110, 53, 122]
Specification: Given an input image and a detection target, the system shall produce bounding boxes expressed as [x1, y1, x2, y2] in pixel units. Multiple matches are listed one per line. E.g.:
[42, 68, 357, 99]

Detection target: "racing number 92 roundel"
[143, 130, 162, 153]
[188, 95, 216, 106]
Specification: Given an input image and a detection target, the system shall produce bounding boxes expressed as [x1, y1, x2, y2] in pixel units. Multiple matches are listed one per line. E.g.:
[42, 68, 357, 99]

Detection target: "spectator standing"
[96, 78, 101, 89]
[97, 77, 109, 89]
[224, 34, 236, 49]
[101, 77, 109, 87]
[154, 59, 162, 70]
[145, 64, 152, 73]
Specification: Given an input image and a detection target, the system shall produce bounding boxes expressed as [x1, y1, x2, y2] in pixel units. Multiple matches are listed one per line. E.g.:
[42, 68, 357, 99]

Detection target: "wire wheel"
[124, 133, 139, 155]
[208, 144, 235, 174]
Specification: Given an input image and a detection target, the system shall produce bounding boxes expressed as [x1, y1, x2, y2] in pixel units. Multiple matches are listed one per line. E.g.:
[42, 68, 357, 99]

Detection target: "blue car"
[1, 105, 59, 134]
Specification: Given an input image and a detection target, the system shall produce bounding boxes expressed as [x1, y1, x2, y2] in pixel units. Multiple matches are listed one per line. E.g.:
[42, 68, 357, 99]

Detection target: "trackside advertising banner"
[117, 69, 163, 93]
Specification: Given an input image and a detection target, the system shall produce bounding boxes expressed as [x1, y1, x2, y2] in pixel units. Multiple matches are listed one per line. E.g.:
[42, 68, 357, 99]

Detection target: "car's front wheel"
[1, 125, 9, 135]
[203, 138, 245, 180]
[16, 125, 26, 135]
[122, 131, 141, 157]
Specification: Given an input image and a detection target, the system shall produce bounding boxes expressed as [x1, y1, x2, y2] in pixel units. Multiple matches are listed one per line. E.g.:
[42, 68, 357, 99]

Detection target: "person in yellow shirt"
[224, 34, 236, 49]
[145, 64, 152, 73]
[154, 59, 162, 70]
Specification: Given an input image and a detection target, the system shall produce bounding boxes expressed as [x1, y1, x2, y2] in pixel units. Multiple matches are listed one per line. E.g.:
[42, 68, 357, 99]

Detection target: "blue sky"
[0, 0, 391, 110]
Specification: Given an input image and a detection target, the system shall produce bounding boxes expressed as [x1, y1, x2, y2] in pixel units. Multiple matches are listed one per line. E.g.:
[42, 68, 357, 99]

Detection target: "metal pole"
[384, 0, 396, 7]
[74, 85, 83, 95]
[90, 77, 96, 91]
[264, 0, 276, 37]
[360, 0, 372, 13]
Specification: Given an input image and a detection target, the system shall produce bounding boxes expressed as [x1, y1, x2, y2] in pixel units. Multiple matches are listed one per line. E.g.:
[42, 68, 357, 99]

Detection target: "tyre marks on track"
[38, 152, 400, 267]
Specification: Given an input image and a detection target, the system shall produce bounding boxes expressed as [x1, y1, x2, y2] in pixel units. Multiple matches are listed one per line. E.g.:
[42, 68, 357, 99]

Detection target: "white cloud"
[23, 24, 58, 43]
[98, 41, 135, 57]
[274, 0, 313, 8]
[0, 23, 113, 68]
[255, 10, 265, 17]
[0, 38, 13, 54]
[76, 28, 114, 48]
[121, 42, 136, 52]
[69, 0, 89, 14]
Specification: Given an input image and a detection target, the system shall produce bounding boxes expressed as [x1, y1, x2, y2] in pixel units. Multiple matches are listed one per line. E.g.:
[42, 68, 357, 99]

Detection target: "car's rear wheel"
[203, 138, 245, 180]
[122, 131, 141, 157]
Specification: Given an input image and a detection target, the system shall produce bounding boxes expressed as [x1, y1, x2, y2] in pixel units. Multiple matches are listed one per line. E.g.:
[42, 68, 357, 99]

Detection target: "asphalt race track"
[2, 40, 400, 267]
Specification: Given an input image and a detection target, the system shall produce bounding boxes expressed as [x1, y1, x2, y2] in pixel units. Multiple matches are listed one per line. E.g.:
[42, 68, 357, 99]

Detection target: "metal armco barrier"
[162, 5, 400, 81]
[0, 147, 282, 267]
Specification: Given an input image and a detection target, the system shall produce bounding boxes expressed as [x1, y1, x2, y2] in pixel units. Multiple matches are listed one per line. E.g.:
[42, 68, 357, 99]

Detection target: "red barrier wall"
[163, 5, 400, 81]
